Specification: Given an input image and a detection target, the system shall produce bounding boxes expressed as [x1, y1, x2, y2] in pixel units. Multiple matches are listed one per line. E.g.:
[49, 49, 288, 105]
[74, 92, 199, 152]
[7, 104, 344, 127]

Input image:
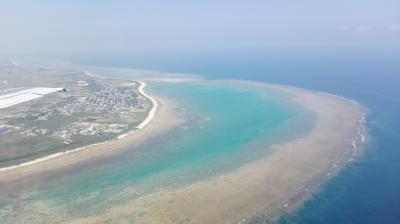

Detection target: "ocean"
[0, 76, 314, 223]
[73, 50, 400, 223]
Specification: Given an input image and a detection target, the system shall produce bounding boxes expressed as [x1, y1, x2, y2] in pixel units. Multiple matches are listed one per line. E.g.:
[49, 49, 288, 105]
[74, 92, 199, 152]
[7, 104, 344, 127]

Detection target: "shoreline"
[0, 81, 157, 173]
[117, 81, 158, 139]
[69, 81, 368, 224]
[0, 78, 368, 224]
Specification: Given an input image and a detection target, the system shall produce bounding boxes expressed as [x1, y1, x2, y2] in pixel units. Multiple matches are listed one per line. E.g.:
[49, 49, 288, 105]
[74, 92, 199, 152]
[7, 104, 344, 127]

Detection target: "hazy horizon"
[1, 2, 400, 224]
[1, 0, 399, 58]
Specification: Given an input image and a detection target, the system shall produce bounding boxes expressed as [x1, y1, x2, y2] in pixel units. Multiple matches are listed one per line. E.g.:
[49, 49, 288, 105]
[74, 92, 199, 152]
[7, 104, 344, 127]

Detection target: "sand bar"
[69, 81, 367, 224]
[0, 80, 367, 224]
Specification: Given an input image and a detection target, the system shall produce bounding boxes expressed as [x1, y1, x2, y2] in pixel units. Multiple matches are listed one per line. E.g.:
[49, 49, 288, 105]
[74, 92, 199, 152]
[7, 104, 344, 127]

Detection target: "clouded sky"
[1, 0, 399, 56]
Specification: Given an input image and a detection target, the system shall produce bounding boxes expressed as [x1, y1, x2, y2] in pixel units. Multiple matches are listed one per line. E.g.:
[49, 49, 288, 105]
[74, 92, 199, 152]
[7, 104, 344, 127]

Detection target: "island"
[0, 62, 367, 224]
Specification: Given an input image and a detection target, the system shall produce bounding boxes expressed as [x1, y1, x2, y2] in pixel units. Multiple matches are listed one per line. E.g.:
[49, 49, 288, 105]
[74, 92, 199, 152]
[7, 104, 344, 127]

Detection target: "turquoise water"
[79, 51, 400, 223]
[0, 81, 312, 222]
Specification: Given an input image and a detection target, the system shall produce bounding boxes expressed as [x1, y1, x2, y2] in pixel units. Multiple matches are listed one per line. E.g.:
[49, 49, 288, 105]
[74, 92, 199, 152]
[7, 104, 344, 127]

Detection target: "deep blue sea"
[73, 50, 400, 223]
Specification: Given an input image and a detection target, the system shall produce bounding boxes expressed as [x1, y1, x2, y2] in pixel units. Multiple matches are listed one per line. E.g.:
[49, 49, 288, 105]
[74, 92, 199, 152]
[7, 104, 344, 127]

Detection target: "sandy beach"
[0, 80, 367, 224]
[117, 81, 158, 139]
[0, 81, 180, 181]
[133, 81, 158, 130]
[68, 81, 367, 224]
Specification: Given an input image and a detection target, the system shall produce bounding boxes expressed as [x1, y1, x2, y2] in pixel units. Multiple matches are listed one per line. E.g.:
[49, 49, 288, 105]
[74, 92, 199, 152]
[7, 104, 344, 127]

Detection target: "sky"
[0, 0, 399, 57]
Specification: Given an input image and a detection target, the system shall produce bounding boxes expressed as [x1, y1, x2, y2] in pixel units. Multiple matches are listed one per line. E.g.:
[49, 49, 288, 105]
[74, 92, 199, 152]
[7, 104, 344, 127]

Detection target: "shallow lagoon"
[0, 80, 314, 222]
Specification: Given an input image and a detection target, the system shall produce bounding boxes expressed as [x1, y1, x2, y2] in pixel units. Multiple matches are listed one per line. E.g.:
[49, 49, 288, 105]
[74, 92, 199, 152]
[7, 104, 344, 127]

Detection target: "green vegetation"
[0, 63, 150, 167]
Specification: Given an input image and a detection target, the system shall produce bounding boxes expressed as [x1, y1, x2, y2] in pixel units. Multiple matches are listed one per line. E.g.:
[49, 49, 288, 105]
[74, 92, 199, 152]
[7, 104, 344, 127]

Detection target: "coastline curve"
[0, 81, 157, 173]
